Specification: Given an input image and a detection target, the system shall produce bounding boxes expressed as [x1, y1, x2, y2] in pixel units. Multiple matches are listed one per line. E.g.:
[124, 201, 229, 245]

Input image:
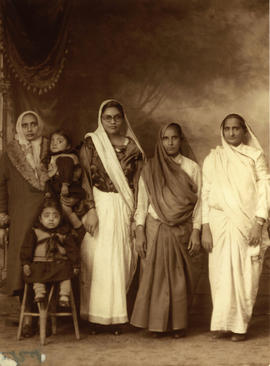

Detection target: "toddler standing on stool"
[20, 198, 80, 307]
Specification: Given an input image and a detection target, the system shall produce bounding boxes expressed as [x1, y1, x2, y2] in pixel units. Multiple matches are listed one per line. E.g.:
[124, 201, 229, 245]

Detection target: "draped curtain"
[0, 0, 72, 135]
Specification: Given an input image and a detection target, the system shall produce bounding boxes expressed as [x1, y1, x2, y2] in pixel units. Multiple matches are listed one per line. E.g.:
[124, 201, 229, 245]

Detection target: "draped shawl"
[142, 123, 198, 226]
[83, 99, 144, 214]
[208, 118, 270, 256]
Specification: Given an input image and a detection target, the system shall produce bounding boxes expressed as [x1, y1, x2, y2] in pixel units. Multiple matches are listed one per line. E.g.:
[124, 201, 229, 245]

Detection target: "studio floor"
[0, 310, 269, 366]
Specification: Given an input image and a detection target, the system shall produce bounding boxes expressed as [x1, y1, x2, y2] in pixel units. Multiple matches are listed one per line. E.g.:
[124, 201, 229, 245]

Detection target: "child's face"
[50, 133, 70, 153]
[40, 207, 61, 229]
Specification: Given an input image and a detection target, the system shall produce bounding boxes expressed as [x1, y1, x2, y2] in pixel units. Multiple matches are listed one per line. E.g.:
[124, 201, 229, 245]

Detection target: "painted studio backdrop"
[0, 0, 268, 162]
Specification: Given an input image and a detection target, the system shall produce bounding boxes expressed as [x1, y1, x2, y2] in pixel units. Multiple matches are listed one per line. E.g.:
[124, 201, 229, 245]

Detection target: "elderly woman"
[201, 113, 270, 341]
[79, 99, 144, 334]
[0, 111, 49, 336]
[131, 123, 201, 338]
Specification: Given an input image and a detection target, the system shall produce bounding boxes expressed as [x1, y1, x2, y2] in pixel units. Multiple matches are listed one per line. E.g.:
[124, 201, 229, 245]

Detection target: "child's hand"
[73, 268, 80, 276]
[61, 203, 73, 216]
[61, 183, 69, 196]
[23, 264, 31, 277]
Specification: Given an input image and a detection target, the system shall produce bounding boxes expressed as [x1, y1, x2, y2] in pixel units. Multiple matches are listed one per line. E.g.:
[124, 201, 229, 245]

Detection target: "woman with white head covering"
[201, 113, 270, 341]
[0, 110, 49, 337]
[79, 99, 144, 334]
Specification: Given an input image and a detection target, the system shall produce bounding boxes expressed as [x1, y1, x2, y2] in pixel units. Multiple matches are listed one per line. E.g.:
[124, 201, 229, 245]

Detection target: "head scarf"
[142, 122, 198, 226]
[221, 115, 264, 156]
[210, 116, 270, 249]
[85, 99, 144, 213]
[15, 111, 44, 174]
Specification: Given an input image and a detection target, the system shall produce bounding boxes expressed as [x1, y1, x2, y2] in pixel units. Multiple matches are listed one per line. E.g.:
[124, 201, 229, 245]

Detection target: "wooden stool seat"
[17, 282, 80, 345]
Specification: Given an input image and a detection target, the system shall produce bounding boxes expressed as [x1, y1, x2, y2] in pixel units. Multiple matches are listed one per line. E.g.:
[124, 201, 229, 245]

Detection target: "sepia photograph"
[0, 0, 269, 365]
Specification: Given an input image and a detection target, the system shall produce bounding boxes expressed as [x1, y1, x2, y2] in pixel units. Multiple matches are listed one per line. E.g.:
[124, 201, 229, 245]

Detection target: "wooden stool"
[17, 282, 80, 345]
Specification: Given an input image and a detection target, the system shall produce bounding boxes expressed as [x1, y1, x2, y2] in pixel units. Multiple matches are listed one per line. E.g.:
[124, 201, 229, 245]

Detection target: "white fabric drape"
[84, 99, 144, 213]
[80, 99, 143, 324]
[81, 187, 135, 324]
[202, 119, 270, 333]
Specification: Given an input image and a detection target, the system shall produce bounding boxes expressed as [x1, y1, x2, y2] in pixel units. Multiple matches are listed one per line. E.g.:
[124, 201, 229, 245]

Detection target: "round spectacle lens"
[102, 114, 123, 123]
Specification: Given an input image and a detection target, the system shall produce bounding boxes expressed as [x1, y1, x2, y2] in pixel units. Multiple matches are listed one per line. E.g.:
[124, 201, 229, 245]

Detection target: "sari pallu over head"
[7, 110, 49, 190]
[83, 99, 144, 215]
[142, 122, 198, 226]
[15, 110, 44, 171]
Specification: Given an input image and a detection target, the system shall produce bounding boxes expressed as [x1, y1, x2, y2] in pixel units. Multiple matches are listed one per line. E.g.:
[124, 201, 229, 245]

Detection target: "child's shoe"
[59, 295, 70, 307]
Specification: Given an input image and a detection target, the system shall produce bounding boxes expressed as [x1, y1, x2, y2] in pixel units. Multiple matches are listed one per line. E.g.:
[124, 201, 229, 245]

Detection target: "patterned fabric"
[1, 0, 71, 95]
[84, 136, 142, 194]
[6, 138, 49, 191]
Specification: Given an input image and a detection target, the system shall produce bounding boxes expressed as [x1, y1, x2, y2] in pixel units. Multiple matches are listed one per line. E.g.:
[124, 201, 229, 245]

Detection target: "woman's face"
[101, 106, 124, 135]
[223, 117, 246, 146]
[162, 125, 181, 157]
[21, 113, 39, 141]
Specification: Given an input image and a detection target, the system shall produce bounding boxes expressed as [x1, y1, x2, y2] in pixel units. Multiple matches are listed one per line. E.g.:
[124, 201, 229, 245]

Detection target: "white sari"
[80, 99, 144, 324]
[202, 121, 270, 334]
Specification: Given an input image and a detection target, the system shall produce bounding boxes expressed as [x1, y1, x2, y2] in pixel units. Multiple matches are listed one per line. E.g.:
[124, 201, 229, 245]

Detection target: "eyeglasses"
[102, 114, 123, 123]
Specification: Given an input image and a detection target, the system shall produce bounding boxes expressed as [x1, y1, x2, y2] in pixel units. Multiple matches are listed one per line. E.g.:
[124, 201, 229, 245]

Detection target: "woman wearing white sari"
[79, 99, 144, 334]
[202, 113, 270, 341]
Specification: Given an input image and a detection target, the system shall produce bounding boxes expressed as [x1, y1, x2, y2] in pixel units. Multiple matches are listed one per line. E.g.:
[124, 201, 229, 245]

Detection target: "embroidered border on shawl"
[6, 138, 49, 191]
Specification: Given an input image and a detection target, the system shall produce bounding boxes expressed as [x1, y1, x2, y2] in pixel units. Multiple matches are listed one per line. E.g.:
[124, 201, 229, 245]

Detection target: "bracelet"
[255, 217, 265, 226]
[0, 213, 9, 229]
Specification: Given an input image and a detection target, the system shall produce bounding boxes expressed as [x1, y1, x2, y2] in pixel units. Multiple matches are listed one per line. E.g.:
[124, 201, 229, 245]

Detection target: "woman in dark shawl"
[130, 122, 201, 337]
[0, 111, 49, 337]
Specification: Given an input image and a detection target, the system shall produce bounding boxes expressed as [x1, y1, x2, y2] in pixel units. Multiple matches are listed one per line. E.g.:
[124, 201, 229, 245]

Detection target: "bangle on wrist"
[255, 217, 265, 226]
[256, 220, 264, 226]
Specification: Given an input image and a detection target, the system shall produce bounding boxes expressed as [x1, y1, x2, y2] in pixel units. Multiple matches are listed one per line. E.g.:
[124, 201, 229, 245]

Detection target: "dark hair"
[101, 101, 124, 117]
[50, 129, 72, 146]
[166, 123, 183, 138]
[221, 113, 247, 132]
[39, 198, 63, 218]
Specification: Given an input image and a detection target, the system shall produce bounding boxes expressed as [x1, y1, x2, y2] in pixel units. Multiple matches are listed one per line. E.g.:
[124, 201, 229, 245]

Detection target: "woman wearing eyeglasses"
[79, 99, 144, 334]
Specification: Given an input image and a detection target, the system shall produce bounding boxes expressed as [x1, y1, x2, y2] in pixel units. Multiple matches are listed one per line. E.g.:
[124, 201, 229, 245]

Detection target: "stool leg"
[51, 316, 57, 335]
[48, 284, 57, 335]
[70, 287, 80, 340]
[38, 302, 47, 346]
[17, 284, 28, 340]
[37, 284, 54, 346]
